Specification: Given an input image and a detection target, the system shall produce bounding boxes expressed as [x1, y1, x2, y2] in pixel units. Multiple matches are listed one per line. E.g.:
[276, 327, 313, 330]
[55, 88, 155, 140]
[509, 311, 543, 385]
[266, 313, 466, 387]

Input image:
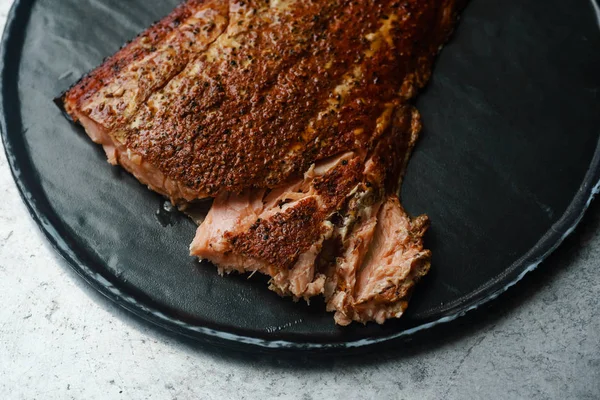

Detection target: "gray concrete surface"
[0, 1, 599, 399]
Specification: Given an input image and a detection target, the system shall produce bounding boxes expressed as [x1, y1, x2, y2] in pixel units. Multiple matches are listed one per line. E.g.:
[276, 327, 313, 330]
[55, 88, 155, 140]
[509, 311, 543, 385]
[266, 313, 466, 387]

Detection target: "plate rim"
[1, 0, 599, 352]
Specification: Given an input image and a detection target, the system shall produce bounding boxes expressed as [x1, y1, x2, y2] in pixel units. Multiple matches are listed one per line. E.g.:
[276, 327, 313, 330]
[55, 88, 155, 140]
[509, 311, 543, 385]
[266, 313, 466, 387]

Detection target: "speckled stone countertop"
[0, 1, 599, 399]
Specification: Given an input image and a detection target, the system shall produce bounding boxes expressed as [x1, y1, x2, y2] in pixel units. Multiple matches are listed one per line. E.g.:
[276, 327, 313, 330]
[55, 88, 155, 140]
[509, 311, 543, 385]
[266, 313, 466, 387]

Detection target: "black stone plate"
[1, 0, 599, 352]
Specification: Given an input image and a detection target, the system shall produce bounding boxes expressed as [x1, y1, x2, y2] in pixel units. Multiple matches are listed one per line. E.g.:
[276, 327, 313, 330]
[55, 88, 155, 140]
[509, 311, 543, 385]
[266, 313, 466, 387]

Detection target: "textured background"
[0, 1, 599, 399]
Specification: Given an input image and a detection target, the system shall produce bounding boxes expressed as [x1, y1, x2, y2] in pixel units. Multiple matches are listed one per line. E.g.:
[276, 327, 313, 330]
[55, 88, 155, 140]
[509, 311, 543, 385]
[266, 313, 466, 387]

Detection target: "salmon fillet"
[60, 0, 463, 325]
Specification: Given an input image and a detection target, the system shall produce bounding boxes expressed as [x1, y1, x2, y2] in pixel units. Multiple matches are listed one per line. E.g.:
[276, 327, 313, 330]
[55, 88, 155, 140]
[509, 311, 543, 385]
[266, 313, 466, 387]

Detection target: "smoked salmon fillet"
[60, 0, 462, 325]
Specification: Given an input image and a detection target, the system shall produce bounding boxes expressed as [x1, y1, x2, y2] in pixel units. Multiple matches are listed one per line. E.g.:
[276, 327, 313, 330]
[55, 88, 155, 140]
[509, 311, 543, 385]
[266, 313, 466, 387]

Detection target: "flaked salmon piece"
[189, 189, 270, 274]
[192, 159, 430, 323]
[328, 196, 430, 326]
[191, 152, 360, 300]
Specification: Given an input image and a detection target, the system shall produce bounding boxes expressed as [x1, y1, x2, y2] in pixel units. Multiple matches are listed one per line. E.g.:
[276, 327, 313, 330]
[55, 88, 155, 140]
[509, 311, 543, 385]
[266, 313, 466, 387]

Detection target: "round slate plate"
[1, 0, 599, 352]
